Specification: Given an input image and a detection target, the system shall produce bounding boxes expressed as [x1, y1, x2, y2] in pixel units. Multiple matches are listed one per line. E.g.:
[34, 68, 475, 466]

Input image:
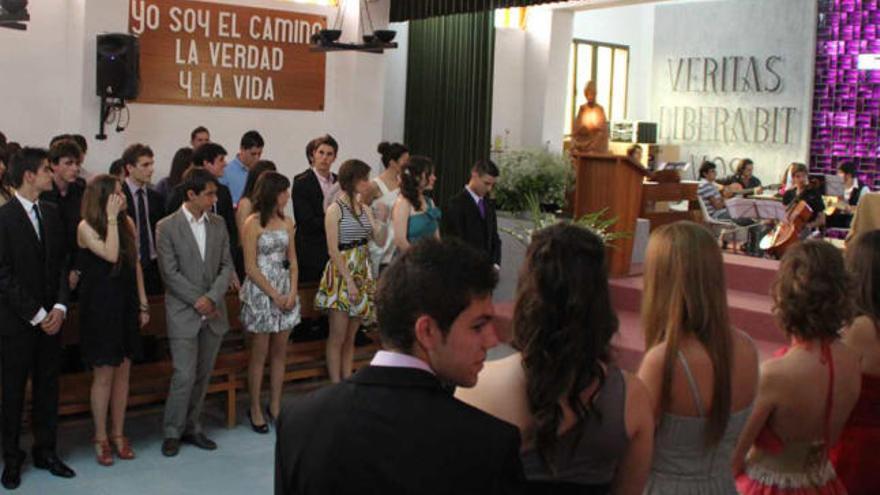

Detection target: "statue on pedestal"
[571, 81, 609, 154]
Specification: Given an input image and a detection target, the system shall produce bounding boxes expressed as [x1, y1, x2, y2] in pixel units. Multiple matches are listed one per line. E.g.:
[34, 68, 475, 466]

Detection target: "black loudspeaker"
[96, 33, 139, 99]
[636, 122, 658, 144]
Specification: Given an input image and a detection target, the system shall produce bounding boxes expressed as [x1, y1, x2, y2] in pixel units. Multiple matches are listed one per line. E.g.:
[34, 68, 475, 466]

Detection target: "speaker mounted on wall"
[96, 33, 139, 99]
[95, 33, 139, 140]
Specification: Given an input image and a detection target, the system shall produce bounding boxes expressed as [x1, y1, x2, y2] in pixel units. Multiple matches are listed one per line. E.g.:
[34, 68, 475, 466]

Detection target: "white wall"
[651, 0, 817, 179]
[492, 7, 572, 153]
[491, 28, 526, 150]
[0, 0, 393, 179]
[381, 21, 408, 145]
[571, 3, 655, 120]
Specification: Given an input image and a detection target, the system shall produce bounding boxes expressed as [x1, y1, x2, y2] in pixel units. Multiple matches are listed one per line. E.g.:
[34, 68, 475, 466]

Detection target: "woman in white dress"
[363, 142, 408, 277]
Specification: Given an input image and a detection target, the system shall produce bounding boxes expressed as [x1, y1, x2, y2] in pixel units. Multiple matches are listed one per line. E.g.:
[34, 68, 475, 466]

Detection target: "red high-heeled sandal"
[94, 438, 114, 466]
[111, 435, 136, 460]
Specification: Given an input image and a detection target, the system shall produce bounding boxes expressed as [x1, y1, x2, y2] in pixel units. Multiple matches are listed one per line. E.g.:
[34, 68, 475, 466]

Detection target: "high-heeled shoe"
[265, 405, 277, 426]
[94, 439, 114, 466]
[111, 435, 136, 460]
[248, 409, 269, 434]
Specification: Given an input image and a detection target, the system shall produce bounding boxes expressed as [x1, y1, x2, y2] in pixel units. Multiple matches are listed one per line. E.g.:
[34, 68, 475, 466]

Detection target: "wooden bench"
[52, 283, 379, 428]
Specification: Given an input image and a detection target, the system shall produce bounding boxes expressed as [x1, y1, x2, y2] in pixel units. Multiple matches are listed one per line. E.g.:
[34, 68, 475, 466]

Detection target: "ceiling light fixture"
[0, 0, 29, 31]
[310, 0, 397, 54]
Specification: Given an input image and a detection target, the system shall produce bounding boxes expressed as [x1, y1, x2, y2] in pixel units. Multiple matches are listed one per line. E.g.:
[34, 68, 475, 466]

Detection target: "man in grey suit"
[156, 168, 234, 457]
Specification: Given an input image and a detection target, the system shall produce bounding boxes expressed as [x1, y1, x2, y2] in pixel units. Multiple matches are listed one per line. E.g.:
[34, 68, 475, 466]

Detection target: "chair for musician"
[697, 196, 750, 248]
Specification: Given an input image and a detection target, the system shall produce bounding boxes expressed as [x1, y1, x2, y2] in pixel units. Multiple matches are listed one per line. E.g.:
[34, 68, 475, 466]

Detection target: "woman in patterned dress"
[316, 159, 386, 383]
[239, 172, 300, 433]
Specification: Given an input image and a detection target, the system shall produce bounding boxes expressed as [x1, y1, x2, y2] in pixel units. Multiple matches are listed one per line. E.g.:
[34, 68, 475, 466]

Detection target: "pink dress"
[736, 342, 848, 495]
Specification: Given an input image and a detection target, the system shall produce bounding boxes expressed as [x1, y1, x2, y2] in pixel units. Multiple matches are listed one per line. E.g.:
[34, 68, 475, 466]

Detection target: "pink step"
[610, 276, 786, 345]
[613, 310, 782, 371]
[721, 253, 779, 297]
[493, 305, 783, 374]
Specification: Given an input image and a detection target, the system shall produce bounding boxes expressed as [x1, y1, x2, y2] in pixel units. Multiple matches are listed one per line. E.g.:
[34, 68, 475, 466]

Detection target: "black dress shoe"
[248, 409, 269, 434]
[33, 455, 75, 478]
[161, 438, 180, 457]
[265, 405, 276, 426]
[181, 432, 217, 450]
[1, 462, 21, 490]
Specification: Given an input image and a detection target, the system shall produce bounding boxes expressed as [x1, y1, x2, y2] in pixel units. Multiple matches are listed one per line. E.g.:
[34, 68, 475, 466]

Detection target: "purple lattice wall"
[811, 0, 880, 189]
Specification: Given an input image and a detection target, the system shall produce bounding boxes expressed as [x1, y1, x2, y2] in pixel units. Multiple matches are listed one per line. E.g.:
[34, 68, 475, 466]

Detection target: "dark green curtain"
[391, 0, 569, 22]
[404, 11, 494, 208]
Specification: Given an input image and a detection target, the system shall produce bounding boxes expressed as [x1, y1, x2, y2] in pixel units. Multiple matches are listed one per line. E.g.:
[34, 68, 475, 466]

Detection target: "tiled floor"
[9, 394, 280, 495]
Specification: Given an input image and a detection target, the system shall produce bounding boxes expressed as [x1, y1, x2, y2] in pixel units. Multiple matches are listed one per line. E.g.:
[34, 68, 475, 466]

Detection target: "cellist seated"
[781, 163, 825, 238]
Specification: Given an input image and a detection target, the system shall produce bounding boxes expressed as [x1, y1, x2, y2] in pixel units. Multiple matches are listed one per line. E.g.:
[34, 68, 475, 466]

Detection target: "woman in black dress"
[77, 175, 149, 466]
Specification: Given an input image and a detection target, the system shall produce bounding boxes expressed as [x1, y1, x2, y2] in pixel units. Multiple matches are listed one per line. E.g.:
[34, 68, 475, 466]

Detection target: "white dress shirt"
[182, 204, 207, 261]
[14, 192, 67, 325]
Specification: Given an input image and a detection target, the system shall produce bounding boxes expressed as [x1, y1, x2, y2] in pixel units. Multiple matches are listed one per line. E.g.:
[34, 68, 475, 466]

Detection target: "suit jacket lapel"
[204, 215, 219, 272]
[12, 199, 43, 253]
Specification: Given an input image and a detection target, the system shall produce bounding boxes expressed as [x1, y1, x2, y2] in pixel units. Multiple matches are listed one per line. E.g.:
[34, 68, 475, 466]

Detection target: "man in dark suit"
[442, 160, 502, 268]
[292, 135, 338, 284]
[39, 139, 85, 293]
[0, 148, 76, 489]
[120, 143, 165, 295]
[275, 238, 525, 495]
[165, 143, 240, 290]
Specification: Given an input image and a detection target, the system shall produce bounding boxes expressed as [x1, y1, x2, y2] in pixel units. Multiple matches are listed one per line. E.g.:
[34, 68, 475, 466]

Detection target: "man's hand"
[229, 273, 241, 292]
[194, 296, 215, 316]
[40, 308, 65, 335]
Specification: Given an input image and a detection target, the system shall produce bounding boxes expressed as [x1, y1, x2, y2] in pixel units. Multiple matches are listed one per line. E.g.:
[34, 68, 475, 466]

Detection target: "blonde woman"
[638, 221, 759, 494]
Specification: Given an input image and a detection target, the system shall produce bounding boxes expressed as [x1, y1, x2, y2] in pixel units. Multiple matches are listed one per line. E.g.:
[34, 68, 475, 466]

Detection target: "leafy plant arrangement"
[494, 149, 574, 212]
[502, 194, 629, 247]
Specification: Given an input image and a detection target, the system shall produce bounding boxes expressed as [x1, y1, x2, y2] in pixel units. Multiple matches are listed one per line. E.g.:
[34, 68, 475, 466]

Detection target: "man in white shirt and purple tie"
[442, 160, 502, 269]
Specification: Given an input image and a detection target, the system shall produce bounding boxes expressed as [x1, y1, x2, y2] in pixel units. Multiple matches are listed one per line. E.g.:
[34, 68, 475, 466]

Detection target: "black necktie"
[32, 204, 43, 242]
[136, 189, 150, 263]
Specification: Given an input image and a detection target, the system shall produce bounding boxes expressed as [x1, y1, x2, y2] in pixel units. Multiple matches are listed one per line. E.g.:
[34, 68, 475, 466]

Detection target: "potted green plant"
[494, 149, 574, 213]
[502, 194, 628, 247]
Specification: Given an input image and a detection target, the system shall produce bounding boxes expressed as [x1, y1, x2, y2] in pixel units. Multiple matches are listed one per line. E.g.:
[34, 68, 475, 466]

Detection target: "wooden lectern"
[571, 152, 648, 277]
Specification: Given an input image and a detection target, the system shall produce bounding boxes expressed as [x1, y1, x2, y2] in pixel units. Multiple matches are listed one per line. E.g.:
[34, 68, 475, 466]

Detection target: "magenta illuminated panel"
[812, 0, 880, 188]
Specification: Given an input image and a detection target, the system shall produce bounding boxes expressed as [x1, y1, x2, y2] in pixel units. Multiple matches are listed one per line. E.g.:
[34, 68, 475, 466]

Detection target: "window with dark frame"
[565, 39, 630, 136]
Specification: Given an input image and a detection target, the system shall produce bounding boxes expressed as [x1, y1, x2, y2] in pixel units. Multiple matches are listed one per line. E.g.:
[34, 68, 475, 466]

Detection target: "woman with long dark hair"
[235, 160, 277, 241]
[239, 171, 300, 433]
[155, 147, 193, 202]
[391, 155, 440, 252]
[831, 230, 880, 494]
[458, 223, 654, 494]
[77, 175, 148, 465]
[735, 240, 861, 494]
[315, 159, 385, 382]
[639, 221, 759, 494]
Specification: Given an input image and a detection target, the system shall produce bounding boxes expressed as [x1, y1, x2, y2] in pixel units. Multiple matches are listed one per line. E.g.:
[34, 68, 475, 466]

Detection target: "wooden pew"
[51, 283, 379, 428]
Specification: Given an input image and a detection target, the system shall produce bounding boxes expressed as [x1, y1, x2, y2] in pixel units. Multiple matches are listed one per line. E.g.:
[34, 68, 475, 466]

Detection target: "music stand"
[726, 197, 787, 221]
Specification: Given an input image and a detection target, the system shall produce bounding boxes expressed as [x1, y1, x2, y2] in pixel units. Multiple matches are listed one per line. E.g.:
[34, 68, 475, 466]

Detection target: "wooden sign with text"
[128, 0, 326, 111]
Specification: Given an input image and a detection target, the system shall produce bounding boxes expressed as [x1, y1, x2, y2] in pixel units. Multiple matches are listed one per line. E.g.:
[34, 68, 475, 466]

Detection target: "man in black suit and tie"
[165, 143, 240, 290]
[39, 139, 85, 293]
[291, 134, 338, 284]
[120, 143, 166, 295]
[0, 148, 76, 489]
[442, 159, 502, 268]
[275, 238, 525, 495]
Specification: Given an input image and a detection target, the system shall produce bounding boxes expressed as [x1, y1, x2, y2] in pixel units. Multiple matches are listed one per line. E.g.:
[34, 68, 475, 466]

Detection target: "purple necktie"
[478, 197, 486, 219]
